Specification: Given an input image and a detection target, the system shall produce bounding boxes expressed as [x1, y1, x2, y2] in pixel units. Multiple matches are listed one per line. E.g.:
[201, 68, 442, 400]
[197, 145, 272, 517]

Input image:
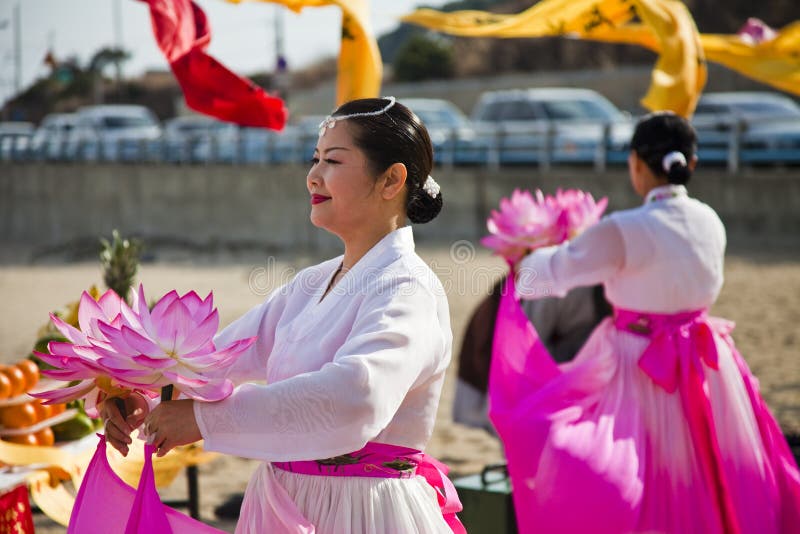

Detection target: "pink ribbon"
[614, 308, 724, 393]
[273, 442, 465, 533]
[615, 307, 742, 534]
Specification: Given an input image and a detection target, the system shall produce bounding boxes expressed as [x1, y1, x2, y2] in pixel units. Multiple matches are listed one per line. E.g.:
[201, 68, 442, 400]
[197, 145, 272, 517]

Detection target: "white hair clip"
[318, 96, 397, 137]
[662, 151, 687, 173]
[422, 175, 440, 199]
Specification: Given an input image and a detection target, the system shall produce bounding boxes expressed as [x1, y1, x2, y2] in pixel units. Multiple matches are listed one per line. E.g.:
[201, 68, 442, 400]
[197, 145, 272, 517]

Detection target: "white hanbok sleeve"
[193, 278, 446, 462]
[207, 285, 289, 385]
[516, 218, 625, 299]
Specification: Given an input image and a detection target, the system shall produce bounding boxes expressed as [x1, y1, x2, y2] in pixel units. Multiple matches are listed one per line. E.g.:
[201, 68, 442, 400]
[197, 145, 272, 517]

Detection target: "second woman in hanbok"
[493, 112, 800, 533]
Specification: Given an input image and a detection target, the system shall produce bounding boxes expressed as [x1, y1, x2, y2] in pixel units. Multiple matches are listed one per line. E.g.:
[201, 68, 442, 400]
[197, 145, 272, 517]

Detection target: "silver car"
[471, 88, 632, 166]
[163, 115, 241, 163]
[69, 105, 162, 162]
[400, 98, 481, 165]
[30, 113, 79, 160]
[692, 92, 800, 165]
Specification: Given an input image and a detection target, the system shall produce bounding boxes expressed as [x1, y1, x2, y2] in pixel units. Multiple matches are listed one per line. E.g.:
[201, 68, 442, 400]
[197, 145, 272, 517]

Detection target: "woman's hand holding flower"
[143, 399, 202, 457]
[101, 392, 150, 456]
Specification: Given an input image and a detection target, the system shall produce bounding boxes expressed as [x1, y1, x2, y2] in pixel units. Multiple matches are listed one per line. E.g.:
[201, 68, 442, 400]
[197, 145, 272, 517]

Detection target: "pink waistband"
[613, 307, 735, 394]
[613, 307, 709, 336]
[272, 442, 465, 533]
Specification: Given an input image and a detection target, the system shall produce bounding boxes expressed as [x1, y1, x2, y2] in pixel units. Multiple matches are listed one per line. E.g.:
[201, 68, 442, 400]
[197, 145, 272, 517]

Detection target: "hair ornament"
[422, 175, 440, 199]
[318, 96, 397, 137]
[662, 151, 687, 173]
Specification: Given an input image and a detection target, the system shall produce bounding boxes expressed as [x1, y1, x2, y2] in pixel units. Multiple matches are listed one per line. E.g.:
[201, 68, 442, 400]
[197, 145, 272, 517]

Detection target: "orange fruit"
[0, 366, 26, 398]
[16, 360, 40, 391]
[0, 373, 11, 399]
[33, 401, 53, 422]
[4, 433, 38, 446]
[50, 403, 66, 415]
[35, 427, 55, 447]
[0, 403, 38, 428]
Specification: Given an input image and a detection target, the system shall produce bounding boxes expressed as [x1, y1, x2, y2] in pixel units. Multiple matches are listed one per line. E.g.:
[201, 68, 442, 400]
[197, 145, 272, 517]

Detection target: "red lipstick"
[311, 194, 331, 205]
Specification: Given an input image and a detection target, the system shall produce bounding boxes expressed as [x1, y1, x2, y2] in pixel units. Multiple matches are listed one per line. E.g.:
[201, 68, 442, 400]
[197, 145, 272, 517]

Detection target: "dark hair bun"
[630, 112, 697, 185]
[407, 188, 443, 224]
[666, 160, 691, 185]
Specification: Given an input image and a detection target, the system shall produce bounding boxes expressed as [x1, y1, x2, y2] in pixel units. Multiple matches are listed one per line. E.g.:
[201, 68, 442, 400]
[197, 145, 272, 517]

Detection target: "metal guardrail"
[2, 119, 799, 172]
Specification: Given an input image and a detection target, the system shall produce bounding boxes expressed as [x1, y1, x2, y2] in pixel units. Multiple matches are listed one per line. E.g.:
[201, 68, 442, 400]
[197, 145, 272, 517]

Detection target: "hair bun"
[662, 151, 687, 173]
[407, 188, 443, 224]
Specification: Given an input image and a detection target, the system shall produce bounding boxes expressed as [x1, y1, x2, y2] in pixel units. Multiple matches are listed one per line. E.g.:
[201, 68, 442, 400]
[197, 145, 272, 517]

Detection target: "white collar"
[645, 184, 688, 204]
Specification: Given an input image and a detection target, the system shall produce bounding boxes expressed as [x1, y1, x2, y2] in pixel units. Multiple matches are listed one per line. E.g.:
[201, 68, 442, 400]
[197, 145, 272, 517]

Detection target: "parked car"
[0, 121, 35, 160]
[471, 88, 633, 165]
[400, 98, 482, 164]
[30, 113, 79, 160]
[68, 105, 162, 162]
[163, 115, 241, 163]
[692, 92, 800, 165]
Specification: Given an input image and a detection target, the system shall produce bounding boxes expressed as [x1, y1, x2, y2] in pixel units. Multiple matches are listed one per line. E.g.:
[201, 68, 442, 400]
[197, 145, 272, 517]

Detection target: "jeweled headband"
[318, 97, 397, 137]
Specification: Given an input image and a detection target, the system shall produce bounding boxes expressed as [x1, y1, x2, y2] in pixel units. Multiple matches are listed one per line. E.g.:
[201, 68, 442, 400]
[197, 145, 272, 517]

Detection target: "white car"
[692, 92, 800, 165]
[30, 113, 79, 160]
[0, 121, 35, 160]
[69, 105, 162, 162]
[471, 88, 633, 165]
[400, 98, 480, 164]
[163, 115, 240, 163]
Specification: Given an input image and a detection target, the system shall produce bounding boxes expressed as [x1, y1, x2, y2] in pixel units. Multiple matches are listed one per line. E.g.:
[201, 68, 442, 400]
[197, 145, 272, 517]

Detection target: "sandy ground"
[1, 244, 798, 532]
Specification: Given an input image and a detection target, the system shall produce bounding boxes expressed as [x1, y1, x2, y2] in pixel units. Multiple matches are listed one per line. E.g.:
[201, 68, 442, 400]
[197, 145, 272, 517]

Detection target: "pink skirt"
[489, 278, 800, 533]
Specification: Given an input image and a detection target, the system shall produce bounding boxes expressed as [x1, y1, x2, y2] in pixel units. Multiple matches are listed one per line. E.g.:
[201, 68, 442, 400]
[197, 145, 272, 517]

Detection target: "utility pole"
[112, 0, 124, 99]
[13, 1, 20, 94]
[273, 6, 289, 102]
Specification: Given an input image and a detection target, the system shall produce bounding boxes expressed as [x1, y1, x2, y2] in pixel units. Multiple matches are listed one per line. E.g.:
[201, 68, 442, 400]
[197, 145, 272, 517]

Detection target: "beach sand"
[1, 245, 797, 532]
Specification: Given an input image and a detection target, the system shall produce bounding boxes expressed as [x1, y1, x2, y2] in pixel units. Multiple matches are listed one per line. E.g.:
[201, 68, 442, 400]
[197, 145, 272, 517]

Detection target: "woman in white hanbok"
[102, 98, 463, 534]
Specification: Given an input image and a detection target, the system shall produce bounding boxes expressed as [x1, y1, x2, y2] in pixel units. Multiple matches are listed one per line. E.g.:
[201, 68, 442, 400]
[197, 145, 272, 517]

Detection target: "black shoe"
[214, 493, 244, 519]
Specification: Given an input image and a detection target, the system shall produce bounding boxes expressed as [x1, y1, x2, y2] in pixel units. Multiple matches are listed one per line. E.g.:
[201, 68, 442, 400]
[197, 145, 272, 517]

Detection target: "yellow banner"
[701, 22, 800, 98]
[403, 0, 705, 116]
[225, 0, 381, 105]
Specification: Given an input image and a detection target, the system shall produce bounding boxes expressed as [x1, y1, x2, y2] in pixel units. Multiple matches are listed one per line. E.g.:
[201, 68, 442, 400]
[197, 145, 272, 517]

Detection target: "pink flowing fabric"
[488, 274, 800, 533]
[273, 442, 466, 533]
[68, 434, 224, 534]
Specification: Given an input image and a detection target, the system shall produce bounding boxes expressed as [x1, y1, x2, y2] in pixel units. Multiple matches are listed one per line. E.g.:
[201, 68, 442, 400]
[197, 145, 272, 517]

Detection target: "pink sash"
[273, 442, 466, 533]
[614, 307, 741, 534]
[68, 434, 223, 534]
[488, 273, 800, 533]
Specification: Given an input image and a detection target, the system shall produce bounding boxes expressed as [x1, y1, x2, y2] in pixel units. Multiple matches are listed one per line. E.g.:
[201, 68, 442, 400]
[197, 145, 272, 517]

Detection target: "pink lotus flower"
[32, 285, 256, 414]
[552, 189, 609, 238]
[31, 289, 155, 416]
[481, 188, 607, 262]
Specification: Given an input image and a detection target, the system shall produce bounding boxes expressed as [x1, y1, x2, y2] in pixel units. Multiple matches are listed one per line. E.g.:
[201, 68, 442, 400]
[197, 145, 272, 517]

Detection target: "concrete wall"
[2, 163, 799, 256]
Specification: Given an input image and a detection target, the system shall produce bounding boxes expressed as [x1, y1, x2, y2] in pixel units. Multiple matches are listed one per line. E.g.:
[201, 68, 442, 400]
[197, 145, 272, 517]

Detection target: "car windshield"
[177, 123, 211, 134]
[414, 108, 467, 129]
[541, 99, 621, 121]
[101, 116, 155, 129]
[727, 101, 800, 117]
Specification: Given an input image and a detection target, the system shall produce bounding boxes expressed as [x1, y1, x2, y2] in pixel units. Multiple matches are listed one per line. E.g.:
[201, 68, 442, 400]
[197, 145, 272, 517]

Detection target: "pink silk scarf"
[273, 442, 466, 534]
[68, 434, 224, 534]
[488, 273, 800, 533]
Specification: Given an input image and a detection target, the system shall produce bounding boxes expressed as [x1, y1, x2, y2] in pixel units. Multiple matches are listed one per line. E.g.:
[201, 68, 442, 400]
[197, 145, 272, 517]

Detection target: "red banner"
[140, 0, 288, 130]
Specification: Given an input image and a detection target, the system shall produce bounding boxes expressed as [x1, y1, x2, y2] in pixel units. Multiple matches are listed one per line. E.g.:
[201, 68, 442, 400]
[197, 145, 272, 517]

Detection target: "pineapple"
[99, 229, 142, 304]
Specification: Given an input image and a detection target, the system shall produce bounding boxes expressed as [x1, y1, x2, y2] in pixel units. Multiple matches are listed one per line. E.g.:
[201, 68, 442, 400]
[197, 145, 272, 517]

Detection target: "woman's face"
[306, 122, 382, 237]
